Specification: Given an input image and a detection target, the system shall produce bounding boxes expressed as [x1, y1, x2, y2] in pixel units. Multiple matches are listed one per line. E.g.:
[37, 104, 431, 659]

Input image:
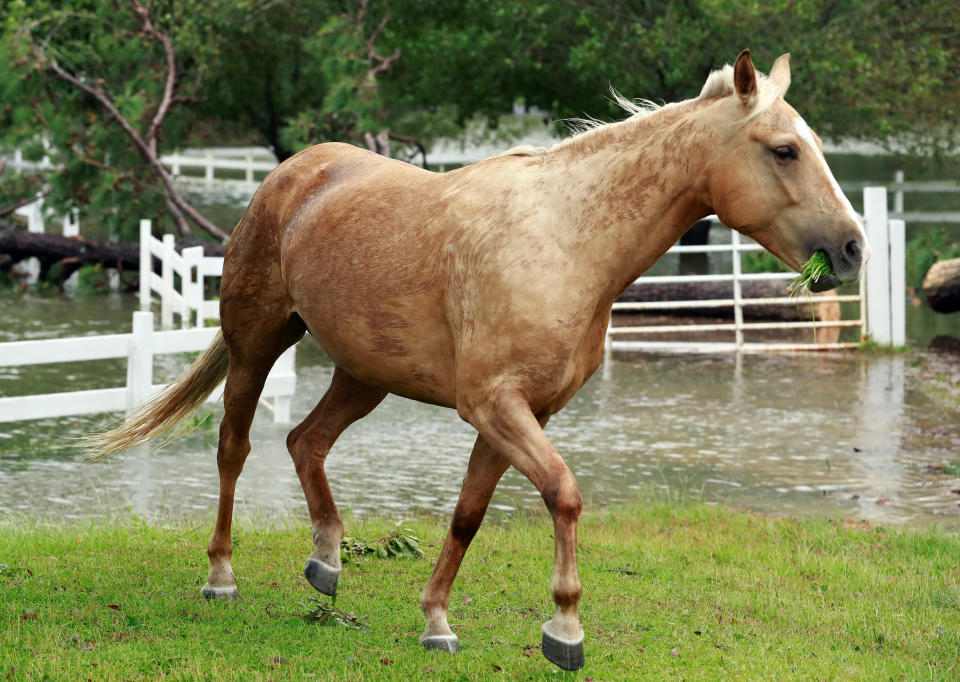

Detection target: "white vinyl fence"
[139, 219, 222, 328]
[0, 311, 295, 424]
[605, 186, 905, 353]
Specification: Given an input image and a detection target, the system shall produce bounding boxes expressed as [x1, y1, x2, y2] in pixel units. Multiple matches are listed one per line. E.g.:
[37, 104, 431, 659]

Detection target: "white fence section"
[162, 151, 276, 185]
[0, 311, 295, 424]
[139, 219, 223, 328]
[605, 186, 905, 353]
[863, 188, 907, 346]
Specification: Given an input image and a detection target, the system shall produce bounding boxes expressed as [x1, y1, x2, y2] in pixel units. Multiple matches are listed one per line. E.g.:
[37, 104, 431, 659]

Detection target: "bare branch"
[37, 46, 229, 241]
[132, 0, 176, 157]
[0, 189, 52, 219]
[388, 132, 428, 168]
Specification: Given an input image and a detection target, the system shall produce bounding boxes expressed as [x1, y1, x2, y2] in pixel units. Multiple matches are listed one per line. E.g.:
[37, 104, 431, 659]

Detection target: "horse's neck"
[548, 101, 715, 303]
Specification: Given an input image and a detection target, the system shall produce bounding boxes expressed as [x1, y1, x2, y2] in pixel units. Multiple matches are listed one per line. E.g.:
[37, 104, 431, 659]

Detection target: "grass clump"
[2, 504, 959, 680]
[789, 250, 836, 296]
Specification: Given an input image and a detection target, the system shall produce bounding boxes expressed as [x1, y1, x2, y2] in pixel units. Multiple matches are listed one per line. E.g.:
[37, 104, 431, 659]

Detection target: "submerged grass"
[2, 504, 959, 680]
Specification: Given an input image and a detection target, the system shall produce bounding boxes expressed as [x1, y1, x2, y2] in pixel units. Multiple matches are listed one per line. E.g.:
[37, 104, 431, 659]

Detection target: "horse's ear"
[769, 53, 791, 94]
[733, 49, 757, 107]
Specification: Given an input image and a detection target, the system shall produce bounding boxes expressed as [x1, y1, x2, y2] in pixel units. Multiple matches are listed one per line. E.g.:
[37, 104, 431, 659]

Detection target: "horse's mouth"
[807, 273, 841, 293]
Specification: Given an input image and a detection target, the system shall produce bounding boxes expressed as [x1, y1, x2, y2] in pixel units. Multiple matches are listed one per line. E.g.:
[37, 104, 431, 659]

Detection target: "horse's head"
[701, 50, 869, 291]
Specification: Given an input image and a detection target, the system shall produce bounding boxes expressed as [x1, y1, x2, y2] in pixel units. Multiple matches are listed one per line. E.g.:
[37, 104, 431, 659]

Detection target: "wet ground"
[2, 293, 960, 528]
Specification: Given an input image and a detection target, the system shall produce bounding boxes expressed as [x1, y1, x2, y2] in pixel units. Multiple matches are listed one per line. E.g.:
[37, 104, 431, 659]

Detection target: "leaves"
[340, 528, 425, 561]
[299, 597, 365, 629]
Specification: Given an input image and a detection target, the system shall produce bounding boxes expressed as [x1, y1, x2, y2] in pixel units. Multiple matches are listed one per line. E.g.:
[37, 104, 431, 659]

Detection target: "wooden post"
[62, 208, 79, 237]
[182, 246, 204, 328]
[864, 187, 891, 344]
[127, 311, 155, 410]
[893, 170, 904, 215]
[139, 220, 152, 310]
[731, 230, 744, 349]
[889, 219, 905, 347]
[161, 233, 175, 329]
[272, 347, 296, 423]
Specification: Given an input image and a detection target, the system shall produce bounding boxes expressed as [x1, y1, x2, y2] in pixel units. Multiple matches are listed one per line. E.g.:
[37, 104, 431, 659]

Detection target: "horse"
[90, 50, 869, 671]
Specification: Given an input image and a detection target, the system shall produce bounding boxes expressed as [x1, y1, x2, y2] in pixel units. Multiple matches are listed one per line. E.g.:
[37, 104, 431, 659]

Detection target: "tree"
[2, 0, 229, 241]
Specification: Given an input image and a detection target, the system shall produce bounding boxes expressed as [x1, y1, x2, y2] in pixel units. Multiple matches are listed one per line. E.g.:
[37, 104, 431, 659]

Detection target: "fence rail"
[605, 186, 905, 353]
[0, 311, 295, 424]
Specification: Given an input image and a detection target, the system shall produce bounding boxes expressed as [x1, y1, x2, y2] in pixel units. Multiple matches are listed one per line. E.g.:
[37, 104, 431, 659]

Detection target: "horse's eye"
[773, 145, 797, 162]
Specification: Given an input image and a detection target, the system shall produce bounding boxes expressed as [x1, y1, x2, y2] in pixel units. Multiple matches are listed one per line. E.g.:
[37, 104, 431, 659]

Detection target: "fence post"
[27, 192, 45, 234]
[182, 246, 204, 328]
[13, 148, 23, 173]
[62, 207, 79, 237]
[139, 220, 152, 310]
[127, 311, 155, 410]
[205, 152, 214, 183]
[161, 233, 175, 329]
[888, 218, 906, 347]
[893, 170, 904, 215]
[171, 151, 181, 176]
[272, 347, 296, 423]
[245, 153, 254, 183]
[731, 230, 744, 349]
[864, 187, 891, 344]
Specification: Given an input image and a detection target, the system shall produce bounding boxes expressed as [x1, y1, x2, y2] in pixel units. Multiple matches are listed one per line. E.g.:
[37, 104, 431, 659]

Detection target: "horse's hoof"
[420, 635, 460, 653]
[201, 583, 238, 600]
[542, 631, 585, 671]
[304, 558, 339, 596]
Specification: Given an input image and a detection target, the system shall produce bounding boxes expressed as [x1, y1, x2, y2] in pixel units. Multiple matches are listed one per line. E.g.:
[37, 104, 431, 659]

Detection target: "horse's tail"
[84, 331, 229, 461]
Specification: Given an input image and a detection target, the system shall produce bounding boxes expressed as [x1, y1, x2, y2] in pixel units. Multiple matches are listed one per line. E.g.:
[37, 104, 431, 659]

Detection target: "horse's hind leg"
[286, 366, 386, 596]
[202, 316, 305, 600]
[420, 435, 509, 652]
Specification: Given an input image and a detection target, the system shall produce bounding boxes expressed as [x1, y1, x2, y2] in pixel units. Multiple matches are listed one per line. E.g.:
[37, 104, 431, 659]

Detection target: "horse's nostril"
[844, 239, 861, 263]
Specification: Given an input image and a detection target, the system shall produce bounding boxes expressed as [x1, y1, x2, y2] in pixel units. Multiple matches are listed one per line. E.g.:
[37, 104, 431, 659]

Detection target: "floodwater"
[2, 294, 960, 529]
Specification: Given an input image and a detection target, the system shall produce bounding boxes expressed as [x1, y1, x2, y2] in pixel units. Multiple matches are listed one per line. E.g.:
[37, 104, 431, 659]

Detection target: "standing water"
[1, 294, 959, 528]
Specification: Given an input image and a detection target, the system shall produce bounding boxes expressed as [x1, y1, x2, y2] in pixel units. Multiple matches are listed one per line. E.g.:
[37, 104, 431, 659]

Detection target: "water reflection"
[2, 337, 959, 528]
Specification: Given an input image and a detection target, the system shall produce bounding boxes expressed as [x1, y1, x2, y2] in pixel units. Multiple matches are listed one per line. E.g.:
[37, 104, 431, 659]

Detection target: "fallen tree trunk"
[923, 258, 960, 313]
[619, 279, 840, 322]
[0, 227, 226, 284]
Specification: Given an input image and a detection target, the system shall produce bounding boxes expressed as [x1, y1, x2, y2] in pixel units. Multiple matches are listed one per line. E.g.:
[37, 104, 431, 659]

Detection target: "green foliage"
[74, 264, 109, 296]
[1, 0, 222, 239]
[906, 227, 960, 289]
[741, 249, 791, 275]
[340, 528, 424, 561]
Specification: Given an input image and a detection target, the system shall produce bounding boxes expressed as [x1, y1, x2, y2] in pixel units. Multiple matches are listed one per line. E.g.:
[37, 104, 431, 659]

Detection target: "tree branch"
[26, 13, 228, 241]
[387, 132, 427, 168]
[132, 0, 177, 157]
[0, 188, 51, 220]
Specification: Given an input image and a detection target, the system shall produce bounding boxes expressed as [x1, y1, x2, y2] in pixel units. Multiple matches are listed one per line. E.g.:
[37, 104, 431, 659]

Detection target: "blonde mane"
[512, 61, 783, 157]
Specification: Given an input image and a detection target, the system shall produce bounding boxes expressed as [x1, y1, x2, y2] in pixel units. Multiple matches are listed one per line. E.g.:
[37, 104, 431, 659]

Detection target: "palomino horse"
[92, 51, 868, 670]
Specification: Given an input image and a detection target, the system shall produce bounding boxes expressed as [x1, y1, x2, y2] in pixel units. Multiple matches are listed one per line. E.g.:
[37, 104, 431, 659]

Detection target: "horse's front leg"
[461, 387, 585, 671]
[420, 435, 510, 651]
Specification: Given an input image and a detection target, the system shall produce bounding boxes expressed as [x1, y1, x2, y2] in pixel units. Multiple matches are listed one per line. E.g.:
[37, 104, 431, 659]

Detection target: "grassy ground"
[2, 504, 958, 681]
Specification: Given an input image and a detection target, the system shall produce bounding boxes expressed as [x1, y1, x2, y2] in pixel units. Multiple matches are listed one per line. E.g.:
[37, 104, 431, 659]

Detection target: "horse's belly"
[298, 298, 457, 407]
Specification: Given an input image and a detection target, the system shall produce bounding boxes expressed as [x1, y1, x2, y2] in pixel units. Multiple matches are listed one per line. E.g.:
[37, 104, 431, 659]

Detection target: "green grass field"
[2, 504, 958, 680]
